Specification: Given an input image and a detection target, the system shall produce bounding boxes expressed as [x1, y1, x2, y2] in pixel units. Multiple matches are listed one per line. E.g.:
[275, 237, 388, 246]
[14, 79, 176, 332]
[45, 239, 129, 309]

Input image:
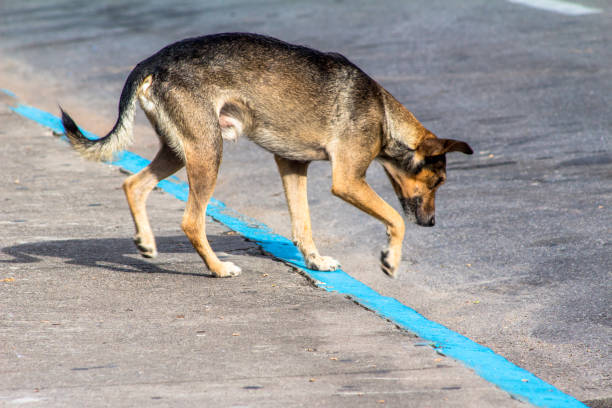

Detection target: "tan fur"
[60, 33, 472, 278]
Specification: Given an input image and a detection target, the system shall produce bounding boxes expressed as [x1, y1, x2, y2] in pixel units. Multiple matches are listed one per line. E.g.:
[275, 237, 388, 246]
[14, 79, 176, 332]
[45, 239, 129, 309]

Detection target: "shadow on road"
[1, 234, 260, 277]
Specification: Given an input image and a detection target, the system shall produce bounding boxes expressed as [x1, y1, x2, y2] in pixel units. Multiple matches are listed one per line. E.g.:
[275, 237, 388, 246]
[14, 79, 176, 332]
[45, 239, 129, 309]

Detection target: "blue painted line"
[9, 101, 587, 408]
[1, 88, 18, 98]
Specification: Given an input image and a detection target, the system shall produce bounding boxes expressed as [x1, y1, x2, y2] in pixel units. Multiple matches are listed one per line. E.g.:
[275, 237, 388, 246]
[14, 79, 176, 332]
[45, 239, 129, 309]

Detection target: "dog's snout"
[402, 196, 436, 227]
[417, 215, 435, 227]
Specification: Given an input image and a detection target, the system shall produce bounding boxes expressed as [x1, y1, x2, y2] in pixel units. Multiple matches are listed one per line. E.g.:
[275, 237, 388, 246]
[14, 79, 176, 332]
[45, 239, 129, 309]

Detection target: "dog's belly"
[247, 129, 330, 161]
[218, 102, 330, 162]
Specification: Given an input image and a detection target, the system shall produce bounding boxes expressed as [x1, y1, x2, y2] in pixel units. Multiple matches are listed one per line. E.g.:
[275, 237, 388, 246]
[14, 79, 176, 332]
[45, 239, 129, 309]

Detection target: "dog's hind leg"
[180, 118, 241, 278]
[274, 155, 341, 271]
[122, 143, 184, 258]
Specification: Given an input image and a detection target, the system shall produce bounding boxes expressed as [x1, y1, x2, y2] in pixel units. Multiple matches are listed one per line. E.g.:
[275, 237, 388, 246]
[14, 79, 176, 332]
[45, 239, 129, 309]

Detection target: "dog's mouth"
[400, 197, 417, 222]
[400, 197, 435, 227]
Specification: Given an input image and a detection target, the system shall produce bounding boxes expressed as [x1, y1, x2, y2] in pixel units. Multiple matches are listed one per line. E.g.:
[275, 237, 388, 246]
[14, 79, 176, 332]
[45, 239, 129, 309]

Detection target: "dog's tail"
[60, 66, 150, 161]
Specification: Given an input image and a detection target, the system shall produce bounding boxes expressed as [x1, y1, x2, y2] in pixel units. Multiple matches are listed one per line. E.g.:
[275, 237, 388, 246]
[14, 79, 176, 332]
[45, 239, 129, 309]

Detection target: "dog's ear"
[417, 138, 473, 157]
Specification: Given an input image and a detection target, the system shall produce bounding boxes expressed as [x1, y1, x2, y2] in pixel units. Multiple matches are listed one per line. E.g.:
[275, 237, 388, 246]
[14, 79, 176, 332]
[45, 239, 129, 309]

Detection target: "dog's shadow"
[1, 234, 259, 277]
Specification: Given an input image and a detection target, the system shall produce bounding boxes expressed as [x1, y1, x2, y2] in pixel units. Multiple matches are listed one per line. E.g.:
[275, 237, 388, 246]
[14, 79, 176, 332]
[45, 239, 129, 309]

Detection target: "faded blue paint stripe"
[1, 88, 18, 98]
[9, 101, 587, 408]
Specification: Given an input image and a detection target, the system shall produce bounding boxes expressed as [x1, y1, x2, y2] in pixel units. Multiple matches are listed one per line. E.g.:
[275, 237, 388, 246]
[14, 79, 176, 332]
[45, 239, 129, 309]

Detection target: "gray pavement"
[1, 0, 610, 406]
[0, 94, 527, 407]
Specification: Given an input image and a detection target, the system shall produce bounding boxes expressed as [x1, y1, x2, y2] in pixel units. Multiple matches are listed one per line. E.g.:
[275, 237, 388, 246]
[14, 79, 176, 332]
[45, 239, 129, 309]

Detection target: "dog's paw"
[306, 254, 341, 271]
[133, 235, 158, 258]
[213, 261, 242, 278]
[380, 247, 401, 278]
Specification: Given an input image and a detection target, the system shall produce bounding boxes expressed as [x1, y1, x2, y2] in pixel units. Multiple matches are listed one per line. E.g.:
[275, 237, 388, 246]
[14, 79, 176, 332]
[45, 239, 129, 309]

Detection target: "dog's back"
[137, 33, 385, 161]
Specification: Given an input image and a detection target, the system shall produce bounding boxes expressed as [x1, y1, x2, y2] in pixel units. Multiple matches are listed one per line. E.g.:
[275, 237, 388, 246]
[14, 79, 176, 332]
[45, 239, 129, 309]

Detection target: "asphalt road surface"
[1, 0, 610, 405]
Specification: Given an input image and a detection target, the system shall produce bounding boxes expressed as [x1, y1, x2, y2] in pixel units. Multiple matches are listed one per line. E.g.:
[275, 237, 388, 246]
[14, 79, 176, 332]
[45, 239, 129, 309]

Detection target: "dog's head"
[380, 137, 473, 227]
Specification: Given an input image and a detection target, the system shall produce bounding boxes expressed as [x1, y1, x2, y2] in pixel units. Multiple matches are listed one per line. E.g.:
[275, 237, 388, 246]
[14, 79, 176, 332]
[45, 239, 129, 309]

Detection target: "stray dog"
[61, 33, 473, 278]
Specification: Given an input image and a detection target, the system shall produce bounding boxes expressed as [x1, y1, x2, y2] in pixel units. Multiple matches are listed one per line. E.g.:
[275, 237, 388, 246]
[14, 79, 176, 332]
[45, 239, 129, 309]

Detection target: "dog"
[61, 33, 473, 278]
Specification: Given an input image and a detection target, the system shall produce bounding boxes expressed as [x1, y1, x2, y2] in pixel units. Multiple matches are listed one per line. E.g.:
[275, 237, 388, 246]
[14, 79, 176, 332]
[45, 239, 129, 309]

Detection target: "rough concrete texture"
[0, 97, 528, 406]
[1, 1, 610, 405]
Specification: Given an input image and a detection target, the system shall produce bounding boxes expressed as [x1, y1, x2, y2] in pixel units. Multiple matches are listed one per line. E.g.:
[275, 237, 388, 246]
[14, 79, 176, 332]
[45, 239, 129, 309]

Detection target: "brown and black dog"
[61, 33, 473, 278]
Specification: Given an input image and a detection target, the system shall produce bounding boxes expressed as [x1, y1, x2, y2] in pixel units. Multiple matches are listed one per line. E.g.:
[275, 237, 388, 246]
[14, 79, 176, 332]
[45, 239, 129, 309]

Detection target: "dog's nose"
[417, 215, 435, 227]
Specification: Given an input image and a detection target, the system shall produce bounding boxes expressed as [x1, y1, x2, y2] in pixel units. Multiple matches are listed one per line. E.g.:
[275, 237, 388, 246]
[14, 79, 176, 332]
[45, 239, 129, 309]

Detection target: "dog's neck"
[379, 89, 432, 168]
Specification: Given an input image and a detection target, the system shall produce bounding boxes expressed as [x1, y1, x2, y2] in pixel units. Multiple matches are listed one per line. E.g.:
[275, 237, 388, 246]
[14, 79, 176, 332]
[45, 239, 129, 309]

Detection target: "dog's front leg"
[330, 160, 405, 278]
[274, 155, 341, 271]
